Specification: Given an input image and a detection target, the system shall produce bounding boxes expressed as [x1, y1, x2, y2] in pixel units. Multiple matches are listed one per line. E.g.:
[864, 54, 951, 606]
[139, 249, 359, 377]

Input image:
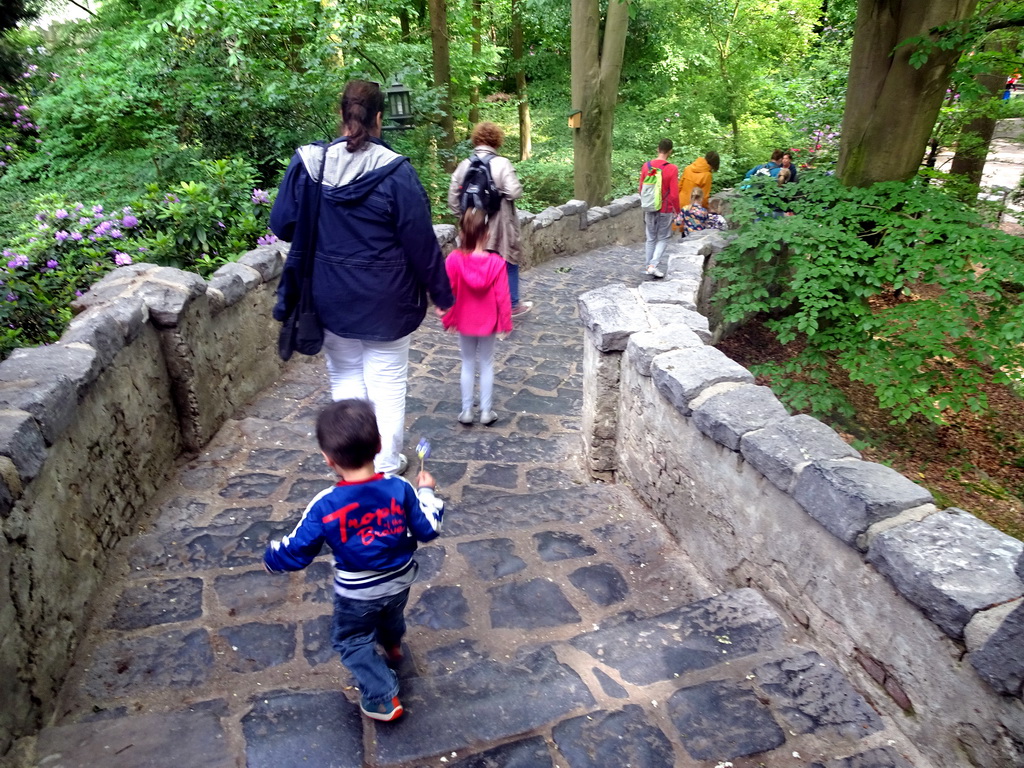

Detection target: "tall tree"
[837, 0, 980, 186]
[468, 0, 481, 127]
[429, 0, 457, 160]
[949, 31, 1020, 190]
[571, 0, 631, 204]
[511, 0, 532, 160]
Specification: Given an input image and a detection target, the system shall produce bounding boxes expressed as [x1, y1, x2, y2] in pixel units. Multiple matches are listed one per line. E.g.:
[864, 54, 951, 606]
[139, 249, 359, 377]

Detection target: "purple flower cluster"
[114, 252, 132, 267]
[6, 254, 28, 269]
[257, 232, 278, 246]
[251, 188, 270, 205]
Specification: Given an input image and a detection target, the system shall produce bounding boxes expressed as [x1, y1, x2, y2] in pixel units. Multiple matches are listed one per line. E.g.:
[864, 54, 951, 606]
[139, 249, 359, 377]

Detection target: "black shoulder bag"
[278, 143, 328, 361]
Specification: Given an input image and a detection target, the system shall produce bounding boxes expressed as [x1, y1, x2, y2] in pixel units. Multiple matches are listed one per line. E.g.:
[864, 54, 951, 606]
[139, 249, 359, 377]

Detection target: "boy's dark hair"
[770, 149, 785, 162]
[459, 207, 489, 252]
[658, 138, 673, 154]
[705, 150, 720, 171]
[317, 399, 381, 469]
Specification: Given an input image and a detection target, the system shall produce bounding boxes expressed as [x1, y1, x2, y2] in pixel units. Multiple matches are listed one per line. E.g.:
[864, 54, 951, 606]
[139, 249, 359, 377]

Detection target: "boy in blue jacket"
[264, 399, 443, 722]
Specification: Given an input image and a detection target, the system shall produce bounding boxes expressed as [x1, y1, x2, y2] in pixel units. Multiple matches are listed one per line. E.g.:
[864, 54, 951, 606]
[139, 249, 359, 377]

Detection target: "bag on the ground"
[458, 154, 502, 215]
[639, 161, 663, 212]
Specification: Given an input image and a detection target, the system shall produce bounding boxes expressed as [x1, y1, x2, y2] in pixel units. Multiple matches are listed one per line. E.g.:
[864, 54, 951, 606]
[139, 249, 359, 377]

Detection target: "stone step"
[32, 587, 905, 768]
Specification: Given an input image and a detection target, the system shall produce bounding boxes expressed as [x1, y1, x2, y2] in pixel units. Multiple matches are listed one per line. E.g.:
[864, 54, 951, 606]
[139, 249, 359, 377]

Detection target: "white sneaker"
[479, 410, 498, 426]
[511, 301, 533, 317]
[458, 409, 474, 425]
[646, 265, 665, 279]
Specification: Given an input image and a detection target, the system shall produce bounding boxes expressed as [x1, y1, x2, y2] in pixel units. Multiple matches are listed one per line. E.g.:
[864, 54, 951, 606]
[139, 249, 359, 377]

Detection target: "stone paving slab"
[16, 237, 925, 768]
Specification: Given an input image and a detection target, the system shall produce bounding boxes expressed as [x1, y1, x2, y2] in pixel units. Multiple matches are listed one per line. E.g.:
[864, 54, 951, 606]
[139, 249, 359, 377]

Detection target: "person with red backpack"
[638, 138, 680, 279]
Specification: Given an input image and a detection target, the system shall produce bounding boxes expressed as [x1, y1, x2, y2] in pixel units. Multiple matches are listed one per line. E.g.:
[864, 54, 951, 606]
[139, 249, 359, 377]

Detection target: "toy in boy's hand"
[416, 438, 431, 474]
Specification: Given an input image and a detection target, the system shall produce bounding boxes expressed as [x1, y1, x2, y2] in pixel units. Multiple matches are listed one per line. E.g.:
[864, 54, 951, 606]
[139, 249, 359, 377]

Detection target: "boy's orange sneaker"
[361, 695, 404, 722]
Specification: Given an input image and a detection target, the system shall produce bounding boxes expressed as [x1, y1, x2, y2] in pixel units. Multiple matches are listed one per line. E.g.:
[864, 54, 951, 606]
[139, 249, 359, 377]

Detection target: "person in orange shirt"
[678, 150, 720, 210]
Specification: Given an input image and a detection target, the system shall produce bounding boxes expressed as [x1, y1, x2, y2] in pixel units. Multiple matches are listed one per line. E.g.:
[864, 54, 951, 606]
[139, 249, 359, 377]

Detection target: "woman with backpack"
[447, 122, 532, 317]
[270, 80, 454, 476]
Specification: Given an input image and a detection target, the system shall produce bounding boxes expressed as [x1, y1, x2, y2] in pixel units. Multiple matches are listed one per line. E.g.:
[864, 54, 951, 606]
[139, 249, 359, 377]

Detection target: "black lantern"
[384, 81, 414, 130]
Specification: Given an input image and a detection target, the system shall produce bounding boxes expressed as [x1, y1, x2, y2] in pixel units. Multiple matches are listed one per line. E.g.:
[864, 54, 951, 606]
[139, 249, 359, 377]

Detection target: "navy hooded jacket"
[270, 136, 454, 341]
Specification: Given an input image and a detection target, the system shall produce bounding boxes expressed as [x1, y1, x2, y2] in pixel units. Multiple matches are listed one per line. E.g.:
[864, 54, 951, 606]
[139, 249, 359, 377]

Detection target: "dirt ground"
[719, 318, 1024, 541]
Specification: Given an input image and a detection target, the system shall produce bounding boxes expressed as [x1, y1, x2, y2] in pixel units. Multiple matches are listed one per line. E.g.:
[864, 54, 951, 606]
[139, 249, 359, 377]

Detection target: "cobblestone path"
[25, 240, 921, 767]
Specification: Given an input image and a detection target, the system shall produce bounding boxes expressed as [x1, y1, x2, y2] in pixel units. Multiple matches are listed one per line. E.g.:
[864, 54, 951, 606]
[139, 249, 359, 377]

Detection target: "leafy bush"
[0, 195, 148, 358]
[135, 158, 276, 275]
[713, 172, 1024, 424]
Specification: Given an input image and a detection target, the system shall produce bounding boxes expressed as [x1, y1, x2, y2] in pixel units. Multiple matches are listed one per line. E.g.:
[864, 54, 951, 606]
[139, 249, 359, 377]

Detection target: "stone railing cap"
[691, 384, 789, 451]
[792, 458, 933, 547]
[578, 284, 649, 352]
[868, 509, 1024, 639]
[650, 345, 754, 415]
[740, 414, 861, 493]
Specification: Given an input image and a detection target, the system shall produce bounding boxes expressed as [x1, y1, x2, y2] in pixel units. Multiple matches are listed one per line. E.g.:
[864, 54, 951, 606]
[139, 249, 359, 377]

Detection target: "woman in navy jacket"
[271, 80, 453, 475]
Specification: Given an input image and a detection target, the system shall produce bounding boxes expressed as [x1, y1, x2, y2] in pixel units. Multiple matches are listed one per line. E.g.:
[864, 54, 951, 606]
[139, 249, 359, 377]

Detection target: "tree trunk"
[837, 0, 979, 187]
[950, 34, 1017, 190]
[429, 0, 457, 164]
[571, 0, 631, 205]
[511, 0, 532, 160]
[469, 0, 481, 128]
[399, 9, 410, 39]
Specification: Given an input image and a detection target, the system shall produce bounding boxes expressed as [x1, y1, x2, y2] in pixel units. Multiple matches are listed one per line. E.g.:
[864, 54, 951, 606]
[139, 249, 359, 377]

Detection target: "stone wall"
[578, 228, 1024, 768]
[0, 195, 643, 756]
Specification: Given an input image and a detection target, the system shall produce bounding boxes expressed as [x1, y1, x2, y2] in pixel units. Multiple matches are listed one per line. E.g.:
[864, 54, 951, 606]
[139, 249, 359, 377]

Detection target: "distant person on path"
[678, 187, 727, 234]
[438, 208, 513, 427]
[448, 122, 532, 318]
[638, 138, 680, 279]
[271, 80, 453, 477]
[744, 149, 784, 181]
[264, 399, 444, 723]
[678, 150, 720, 209]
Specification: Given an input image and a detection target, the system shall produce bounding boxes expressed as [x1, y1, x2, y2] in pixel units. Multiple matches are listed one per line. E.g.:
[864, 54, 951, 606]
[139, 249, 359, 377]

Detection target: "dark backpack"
[458, 154, 502, 215]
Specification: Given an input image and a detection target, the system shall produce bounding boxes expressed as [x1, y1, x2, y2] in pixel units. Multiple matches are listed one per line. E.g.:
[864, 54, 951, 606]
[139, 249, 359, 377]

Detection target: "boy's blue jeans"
[331, 589, 408, 705]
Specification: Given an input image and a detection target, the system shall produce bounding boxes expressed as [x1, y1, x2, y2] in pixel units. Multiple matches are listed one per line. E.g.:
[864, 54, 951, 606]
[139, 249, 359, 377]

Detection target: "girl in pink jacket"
[440, 208, 513, 426]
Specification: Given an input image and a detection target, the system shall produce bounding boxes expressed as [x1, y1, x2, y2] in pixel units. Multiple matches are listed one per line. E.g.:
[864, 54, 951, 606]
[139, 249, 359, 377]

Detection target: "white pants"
[322, 331, 410, 474]
[458, 334, 496, 413]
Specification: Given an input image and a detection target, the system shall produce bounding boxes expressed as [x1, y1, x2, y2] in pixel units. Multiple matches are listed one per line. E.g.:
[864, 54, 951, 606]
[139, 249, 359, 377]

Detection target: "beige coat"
[447, 146, 524, 265]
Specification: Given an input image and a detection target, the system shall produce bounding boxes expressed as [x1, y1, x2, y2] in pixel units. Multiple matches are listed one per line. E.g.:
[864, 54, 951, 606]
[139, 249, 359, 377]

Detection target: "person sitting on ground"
[448, 122, 532, 318]
[780, 151, 798, 183]
[638, 137, 680, 279]
[263, 398, 444, 724]
[744, 149, 784, 181]
[678, 150, 720, 210]
[678, 187, 728, 234]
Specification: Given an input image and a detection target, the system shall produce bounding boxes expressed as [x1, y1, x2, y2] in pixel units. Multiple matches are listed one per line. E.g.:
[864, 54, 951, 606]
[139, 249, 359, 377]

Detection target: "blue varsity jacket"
[264, 474, 444, 594]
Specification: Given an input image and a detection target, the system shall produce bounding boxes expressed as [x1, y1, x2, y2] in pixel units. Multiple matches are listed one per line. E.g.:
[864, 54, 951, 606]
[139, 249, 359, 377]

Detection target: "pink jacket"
[443, 249, 513, 336]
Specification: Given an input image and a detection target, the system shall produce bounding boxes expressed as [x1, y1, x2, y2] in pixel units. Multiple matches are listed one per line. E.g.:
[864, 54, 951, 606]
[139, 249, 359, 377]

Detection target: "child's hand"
[417, 470, 436, 489]
[434, 306, 449, 320]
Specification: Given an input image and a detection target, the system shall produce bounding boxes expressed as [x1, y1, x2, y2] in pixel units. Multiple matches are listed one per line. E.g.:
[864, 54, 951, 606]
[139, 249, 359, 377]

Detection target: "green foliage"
[135, 158, 276, 275]
[0, 195, 147, 359]
[713, 173, 1024, 424]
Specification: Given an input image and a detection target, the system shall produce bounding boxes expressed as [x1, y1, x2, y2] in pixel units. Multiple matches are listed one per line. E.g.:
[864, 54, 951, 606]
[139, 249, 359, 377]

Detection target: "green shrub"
[713, 172, 1024, 424]
[135, 157, 276, 275]
[0, 194, 149, 359]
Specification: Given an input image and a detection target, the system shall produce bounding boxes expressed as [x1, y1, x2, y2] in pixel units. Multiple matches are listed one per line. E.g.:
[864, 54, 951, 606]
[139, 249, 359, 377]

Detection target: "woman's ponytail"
[340, 80, 385, 153]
